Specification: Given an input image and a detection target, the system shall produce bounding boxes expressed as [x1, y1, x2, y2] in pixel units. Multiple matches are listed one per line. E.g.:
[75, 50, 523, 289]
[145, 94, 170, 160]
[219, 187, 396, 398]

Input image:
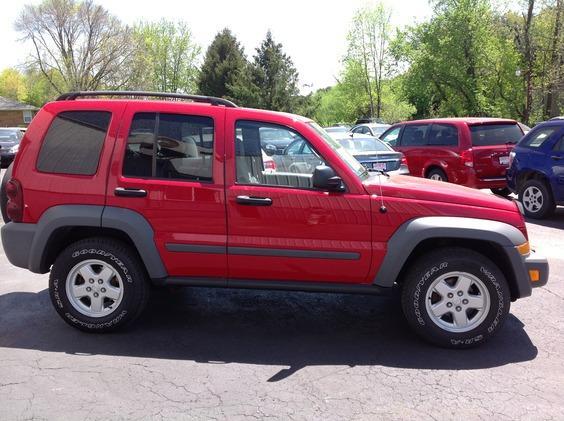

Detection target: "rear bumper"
[467, 174, 507, 189]
[1, 222, 37, 271]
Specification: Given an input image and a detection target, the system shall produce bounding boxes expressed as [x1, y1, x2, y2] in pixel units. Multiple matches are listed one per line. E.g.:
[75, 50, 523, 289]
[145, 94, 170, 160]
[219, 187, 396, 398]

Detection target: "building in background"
[0, 96, 38, 127]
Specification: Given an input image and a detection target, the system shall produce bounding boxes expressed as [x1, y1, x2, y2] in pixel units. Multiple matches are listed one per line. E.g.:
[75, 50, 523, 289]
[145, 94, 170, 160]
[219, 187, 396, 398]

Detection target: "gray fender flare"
[373, 216, 527, 289]
[29, 205, 167, 279]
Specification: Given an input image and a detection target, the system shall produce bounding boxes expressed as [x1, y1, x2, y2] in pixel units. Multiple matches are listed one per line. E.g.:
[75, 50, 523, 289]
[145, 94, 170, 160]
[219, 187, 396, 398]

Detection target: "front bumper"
[523, 251, 549, 288]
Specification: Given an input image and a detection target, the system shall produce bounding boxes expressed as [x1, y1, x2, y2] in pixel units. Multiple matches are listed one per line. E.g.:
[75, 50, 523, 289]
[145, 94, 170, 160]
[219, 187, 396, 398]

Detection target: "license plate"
[373, 162, 386, 171]
[499, 156, 510, 166]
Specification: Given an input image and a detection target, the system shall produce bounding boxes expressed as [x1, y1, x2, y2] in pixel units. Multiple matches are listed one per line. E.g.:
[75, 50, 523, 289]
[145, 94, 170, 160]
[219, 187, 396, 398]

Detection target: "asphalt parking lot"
[0, 171, 563, 419]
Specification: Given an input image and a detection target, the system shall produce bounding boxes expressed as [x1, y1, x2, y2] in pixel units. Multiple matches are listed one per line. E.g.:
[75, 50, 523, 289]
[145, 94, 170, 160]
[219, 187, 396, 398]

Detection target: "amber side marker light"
[516, 242, 530, 256]
[529, 270, 540, 282]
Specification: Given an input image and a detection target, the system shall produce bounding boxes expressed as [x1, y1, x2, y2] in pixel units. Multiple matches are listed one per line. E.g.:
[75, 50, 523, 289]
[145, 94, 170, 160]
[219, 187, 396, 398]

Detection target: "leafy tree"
[16, 0, 135, 92]
[133, 20, 200, 93]
[0, 68, 27, 101]
[197, 29, 248, 100]
[233, 31, 299, 111]
[346, 3, 393, 119]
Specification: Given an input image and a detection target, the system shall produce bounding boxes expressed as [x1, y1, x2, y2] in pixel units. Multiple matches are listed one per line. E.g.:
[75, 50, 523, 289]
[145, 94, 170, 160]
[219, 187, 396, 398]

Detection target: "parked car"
[380, 118, 524, 195]
[335, 135, 409, 174]
[507, 118, 564, 218]
[0, 127, 24, 167]
[259, 126, 297, 155]
[324, 126, 350, 139]
[0, 91, 548, 348]
[350, 123, 391, 138]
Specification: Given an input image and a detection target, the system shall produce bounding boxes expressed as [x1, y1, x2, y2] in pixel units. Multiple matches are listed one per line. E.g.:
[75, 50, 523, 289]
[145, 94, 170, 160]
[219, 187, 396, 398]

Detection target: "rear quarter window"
[521, 126, 558, 149]
[470, 123, 523, 146]
[36, 111, 111, 175]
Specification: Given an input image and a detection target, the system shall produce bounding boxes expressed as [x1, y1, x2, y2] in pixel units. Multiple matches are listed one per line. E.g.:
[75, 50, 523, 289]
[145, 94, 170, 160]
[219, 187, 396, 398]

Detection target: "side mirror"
[312, 165, 345, 192]
[264, 144, 277, 156]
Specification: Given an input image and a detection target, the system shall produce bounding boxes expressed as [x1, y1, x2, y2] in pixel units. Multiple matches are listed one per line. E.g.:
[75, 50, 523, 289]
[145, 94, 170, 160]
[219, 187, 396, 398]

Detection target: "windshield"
[470, 124, 523, 146]
[338, 137, 391, 153]
[0, 129, 23, 143]
[307, 122, 368, 180]
[325, 127, 348, 133]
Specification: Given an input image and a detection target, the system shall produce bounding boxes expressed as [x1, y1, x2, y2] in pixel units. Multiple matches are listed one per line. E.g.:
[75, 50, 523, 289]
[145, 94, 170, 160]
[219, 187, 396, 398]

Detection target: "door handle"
[114, 187, 147, 198]
[551, 155, 563, 160]
[235, 195, 273, 206]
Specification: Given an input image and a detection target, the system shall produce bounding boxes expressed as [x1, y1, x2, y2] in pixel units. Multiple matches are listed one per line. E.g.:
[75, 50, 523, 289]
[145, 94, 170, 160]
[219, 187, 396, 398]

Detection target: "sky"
[0, 0, 432, 92]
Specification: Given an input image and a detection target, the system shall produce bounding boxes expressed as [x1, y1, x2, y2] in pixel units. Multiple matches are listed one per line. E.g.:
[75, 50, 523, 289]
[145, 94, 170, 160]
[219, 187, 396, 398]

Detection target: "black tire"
[1, 163, 13, 223]
[491, 187, 511, 197]
[427, 168, 447, 182]
[401, 247, 510, 348]
[519, 179, 555, 219]
[49, 237, 150, 333]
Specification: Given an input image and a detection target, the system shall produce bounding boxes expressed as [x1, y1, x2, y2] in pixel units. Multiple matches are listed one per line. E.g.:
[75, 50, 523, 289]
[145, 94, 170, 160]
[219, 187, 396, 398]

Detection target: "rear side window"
[555, 136, 564, 152]
[470, 124, 523, 146]
[428, 124, 458, 146]
[381, 126, 401, 146]
[123, 113, 214, 181]
[400, 125, 429, 146]
[522, 127, 558, 149]
[37, 111, 111, 175]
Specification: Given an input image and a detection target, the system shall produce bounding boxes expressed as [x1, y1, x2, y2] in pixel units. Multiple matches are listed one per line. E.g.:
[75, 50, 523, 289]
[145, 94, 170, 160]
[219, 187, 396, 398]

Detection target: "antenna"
[377, 173, 387, 214]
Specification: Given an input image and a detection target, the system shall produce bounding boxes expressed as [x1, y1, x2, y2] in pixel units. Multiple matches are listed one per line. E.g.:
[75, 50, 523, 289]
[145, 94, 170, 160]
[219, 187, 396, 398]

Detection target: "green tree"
[197, 29, 248, 100]
[233, 31, 299, 111]
[133, 20, 200, 93]
[0, 68, 27, 101]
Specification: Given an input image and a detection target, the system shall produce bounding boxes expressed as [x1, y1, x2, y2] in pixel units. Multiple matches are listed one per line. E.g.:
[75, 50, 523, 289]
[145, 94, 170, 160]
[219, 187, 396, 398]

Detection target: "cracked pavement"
[0, 188, 563, 418]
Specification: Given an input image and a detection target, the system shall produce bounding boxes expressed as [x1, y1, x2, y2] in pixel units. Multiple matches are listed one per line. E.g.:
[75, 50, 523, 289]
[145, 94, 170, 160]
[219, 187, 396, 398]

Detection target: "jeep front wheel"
[401, 248, 510, 348]
[49, 237, 150, 332]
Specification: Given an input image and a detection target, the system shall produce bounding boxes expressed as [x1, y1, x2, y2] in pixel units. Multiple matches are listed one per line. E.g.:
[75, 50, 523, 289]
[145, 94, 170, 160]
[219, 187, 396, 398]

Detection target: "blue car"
[507, 117, 564, 218]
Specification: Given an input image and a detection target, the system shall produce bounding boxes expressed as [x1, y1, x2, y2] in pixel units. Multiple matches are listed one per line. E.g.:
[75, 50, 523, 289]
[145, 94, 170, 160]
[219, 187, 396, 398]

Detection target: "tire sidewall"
[404, 252, 510, 348]
[50, 243, 141, 331]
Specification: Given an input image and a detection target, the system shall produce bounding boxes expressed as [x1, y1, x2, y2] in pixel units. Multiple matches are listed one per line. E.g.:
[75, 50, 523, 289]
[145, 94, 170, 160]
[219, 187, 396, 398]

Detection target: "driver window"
[235, 120, 326, 189]
[123, 112, 214, 181]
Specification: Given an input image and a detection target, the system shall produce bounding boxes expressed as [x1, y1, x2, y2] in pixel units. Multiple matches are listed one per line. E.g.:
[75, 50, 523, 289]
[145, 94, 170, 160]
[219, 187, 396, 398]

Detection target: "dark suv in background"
[507, 117, 564, 218]
[380, 118, 524, 194]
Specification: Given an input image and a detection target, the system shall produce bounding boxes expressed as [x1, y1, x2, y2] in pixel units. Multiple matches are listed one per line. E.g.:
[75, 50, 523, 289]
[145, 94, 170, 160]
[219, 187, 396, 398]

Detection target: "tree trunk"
[523, 0, 535, 125]
[544, 0, 562, 119]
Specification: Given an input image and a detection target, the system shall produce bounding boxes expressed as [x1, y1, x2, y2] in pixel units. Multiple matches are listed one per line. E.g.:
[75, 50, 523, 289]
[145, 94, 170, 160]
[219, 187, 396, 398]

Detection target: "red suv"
[380, 118, 524, 194]
[0, 92, 548, 348]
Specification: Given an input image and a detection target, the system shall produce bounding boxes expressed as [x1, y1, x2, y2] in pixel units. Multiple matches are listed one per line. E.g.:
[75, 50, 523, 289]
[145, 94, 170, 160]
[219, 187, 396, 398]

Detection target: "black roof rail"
[56, 91, 237, 107]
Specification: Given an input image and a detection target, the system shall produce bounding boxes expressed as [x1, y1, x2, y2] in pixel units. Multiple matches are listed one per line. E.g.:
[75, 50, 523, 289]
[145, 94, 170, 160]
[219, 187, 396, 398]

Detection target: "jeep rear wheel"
[401, 248, 510, 348]
[49, 237, 150, 332]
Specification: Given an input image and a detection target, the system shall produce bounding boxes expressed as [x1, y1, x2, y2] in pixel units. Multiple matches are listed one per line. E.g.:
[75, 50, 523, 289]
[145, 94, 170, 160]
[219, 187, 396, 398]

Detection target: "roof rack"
[56, 91, 237, 108]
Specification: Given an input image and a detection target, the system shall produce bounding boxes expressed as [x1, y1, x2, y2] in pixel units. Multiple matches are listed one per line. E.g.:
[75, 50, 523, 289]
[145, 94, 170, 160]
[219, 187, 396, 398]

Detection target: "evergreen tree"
[197, 28, 248, 100]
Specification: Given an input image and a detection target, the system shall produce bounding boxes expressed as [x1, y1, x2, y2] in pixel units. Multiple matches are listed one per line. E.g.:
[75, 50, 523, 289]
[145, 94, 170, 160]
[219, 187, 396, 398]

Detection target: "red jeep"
[0, 92, 548, 348]
[379, 118, 524, 194]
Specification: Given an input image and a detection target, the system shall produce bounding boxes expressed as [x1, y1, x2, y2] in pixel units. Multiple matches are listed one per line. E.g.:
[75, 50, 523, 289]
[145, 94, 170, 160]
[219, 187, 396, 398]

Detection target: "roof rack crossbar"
[56, 91, 237, 107]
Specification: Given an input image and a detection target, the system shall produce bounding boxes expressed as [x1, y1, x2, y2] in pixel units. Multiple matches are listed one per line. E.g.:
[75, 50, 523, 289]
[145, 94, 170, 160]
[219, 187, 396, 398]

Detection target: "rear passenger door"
[397, 124, 430, 177]
[107, 103, 227, 279]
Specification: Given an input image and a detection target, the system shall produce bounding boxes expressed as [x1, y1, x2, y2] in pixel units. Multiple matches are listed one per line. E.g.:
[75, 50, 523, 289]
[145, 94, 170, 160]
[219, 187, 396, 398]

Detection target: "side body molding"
[26, 205, 166, 278]
[373, 216, 527, 288]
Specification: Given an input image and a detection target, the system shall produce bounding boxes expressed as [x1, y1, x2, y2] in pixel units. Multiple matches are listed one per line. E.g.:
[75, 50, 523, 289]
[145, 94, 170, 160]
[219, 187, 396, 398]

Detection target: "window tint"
[123, 113, 214, 181]
[522, 127, 557, 149]
[428, 124, 458, 146]
[37, 111, 111, 175]
[401, 125, 429, 146]
[381, 127, 401, 146]
[236, 120, 326, 189]
[470, 124, 523, 146]
[553, 135, 564, 152]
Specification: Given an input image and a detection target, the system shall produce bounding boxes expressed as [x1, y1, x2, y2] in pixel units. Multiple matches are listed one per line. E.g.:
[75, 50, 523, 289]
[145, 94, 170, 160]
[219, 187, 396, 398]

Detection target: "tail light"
[508, 151, 516, 167]
[6, 179, 23, 222]
[400, 154, 408, 166]
[461, 149, 474, 167]
[264, 159, 276, 171]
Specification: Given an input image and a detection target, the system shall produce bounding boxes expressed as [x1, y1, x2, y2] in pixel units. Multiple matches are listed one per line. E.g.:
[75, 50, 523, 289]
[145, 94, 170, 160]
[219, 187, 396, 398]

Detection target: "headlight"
[9, 144, 19, 153]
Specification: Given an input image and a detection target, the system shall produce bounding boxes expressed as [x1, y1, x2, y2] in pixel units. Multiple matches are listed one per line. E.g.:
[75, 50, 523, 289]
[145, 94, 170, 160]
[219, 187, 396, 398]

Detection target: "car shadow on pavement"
[0, 287, 537, 381]
[525, 206, 564, 229]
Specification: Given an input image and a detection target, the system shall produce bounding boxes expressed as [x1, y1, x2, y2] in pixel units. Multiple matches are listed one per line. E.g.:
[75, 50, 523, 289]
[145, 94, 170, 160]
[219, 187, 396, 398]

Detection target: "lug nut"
[93, 292, 99, 297]
[89, 279, 94, 284]
[462, 299, 469, 305]
[98, 279, 103, 284]
[457, 291, 463, 296]
[456, 306, 462, 312]
[446, 302, 453, 308]
[86, 287, 91, 292]
[101, 288, 106, 293]
[447, 293, 453, 298]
